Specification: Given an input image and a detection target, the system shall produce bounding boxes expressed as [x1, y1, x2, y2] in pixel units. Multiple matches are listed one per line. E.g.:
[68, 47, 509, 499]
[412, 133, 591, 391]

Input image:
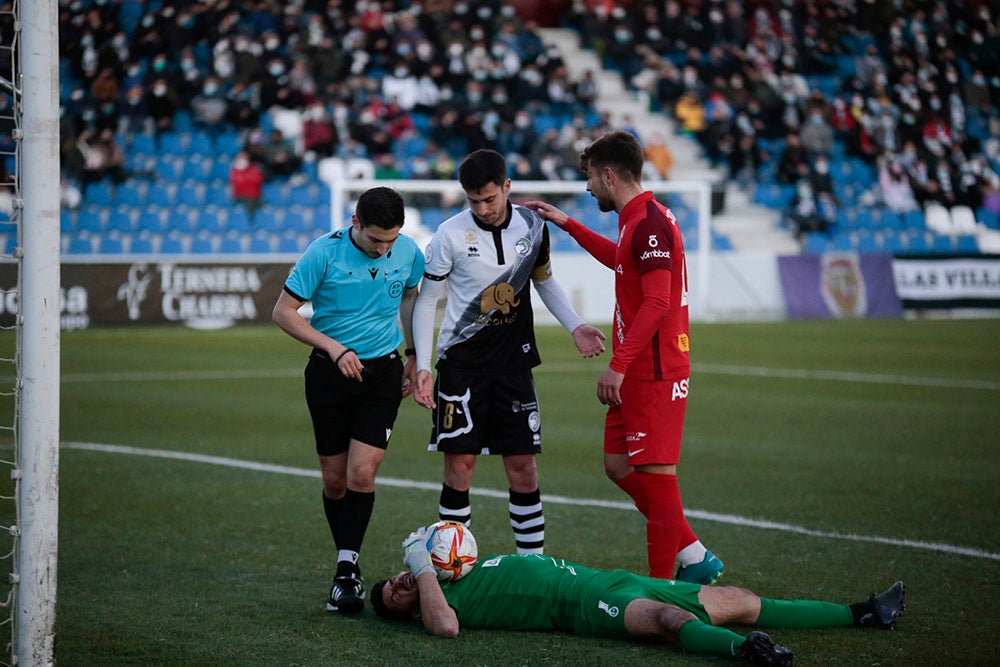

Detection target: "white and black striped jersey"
[420, 203, 555, 373]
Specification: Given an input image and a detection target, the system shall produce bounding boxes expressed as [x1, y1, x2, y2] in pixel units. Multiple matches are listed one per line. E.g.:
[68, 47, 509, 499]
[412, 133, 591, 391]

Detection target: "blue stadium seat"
[856, 232, 881, 254]
[209, 158, 232, 181]
[190, 235, 215, 254]
[203, 183, 230, 207]
[98, 236, 125, 254]
[115, 182, 144, 207]
[277, 234, 302, 254]
[248, 234, 274, 253]
[262, 182, 288, 207]
[931, 235, 954, 254]
[60, 209, 75, 233]
[955, 234, 979, 254]
[155, 156, 180, 180]
[227, 208, 251, 233]
[831, 233, 854, 251]
[129, 234, 155, 254]
[159, 235, 185, 254]
[158, 131, 187, 156]
[902, 209, 926, 231]
[107, 209, 134, 233]
[181, 158, 211, 181]
[905, 233, 930, 253]
[289, 184, 320, 207]
[76, 209, 104, 233]
[147, 185, 174, 208]
[254, 209, 280, 232]
[195, 209, 224, 233]
[131, 133, 157, 155]
[802, 232, 829, 254]
[66, 235, 94, 254]
[215, 132, 242, 156]
[137, 210, 165, 234]
[84, 182, 114, 207]
[881, 230, 905, 254]
[977, 207, 999, 230]
[167, 210, 194, 233]
[283, 209, 308, 233]
[219, 235, 244, 254]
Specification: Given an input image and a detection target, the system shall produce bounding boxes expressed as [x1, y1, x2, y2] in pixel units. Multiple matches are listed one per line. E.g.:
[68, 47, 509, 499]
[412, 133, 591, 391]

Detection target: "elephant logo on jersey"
[480, 282, 520, 314]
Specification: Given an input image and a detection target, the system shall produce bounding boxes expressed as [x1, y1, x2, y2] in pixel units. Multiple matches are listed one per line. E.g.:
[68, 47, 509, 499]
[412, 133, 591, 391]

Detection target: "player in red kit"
[526, 130, 723, 584]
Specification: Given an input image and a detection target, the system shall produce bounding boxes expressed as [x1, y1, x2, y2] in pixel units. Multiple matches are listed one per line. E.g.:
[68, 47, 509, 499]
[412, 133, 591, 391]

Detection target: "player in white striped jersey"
[412, 149, 606, 554]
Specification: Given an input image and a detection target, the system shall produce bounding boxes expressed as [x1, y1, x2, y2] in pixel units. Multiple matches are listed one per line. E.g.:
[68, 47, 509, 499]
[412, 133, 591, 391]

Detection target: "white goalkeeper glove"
[402, 525, 436, 579]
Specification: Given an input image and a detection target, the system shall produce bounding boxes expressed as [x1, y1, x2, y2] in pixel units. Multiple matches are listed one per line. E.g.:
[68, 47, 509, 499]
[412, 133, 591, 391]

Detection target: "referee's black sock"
[439, 483, 471, 526]
[335, 489, 374, 579]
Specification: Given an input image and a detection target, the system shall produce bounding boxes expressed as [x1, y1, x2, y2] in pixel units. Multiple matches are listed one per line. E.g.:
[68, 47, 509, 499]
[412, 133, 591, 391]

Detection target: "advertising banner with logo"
[891, 255, 1000, 309]
[0, 261, 293, 330]
[777, 253, 903, 319]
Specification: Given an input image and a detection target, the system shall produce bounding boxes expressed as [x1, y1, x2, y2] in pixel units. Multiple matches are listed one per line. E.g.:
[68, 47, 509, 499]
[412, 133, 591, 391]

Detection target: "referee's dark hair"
[458, 148, 507, 192]
[579, 130, 644, 183]
[356, 186, 406, 230]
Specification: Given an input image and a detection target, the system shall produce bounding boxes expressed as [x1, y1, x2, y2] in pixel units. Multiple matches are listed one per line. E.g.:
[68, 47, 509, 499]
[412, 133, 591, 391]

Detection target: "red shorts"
[603, 375, 689, 466]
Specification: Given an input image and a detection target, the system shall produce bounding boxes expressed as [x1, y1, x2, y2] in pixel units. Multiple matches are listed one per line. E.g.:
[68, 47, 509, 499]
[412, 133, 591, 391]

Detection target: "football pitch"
[3, 318, 999, 665]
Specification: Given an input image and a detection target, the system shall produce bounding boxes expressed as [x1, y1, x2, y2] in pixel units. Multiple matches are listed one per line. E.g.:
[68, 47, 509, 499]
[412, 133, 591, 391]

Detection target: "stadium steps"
[539, 28, 796, 254]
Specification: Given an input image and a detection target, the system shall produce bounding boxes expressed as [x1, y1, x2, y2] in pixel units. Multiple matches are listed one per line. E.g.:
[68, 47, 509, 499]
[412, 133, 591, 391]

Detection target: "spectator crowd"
[52, 0, 1000, 246]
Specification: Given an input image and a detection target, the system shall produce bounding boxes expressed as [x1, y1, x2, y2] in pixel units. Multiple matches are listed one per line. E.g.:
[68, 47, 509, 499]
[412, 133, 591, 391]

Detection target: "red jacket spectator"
[230, 151, 264, 211]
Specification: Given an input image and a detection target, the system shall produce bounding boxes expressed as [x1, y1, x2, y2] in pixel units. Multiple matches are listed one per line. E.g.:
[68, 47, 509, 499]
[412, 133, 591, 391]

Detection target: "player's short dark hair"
[369, 579, 411, 621]
[356, 186, 405, 230]
[579, 130, 644, 182]
[458, 149, 507, 191]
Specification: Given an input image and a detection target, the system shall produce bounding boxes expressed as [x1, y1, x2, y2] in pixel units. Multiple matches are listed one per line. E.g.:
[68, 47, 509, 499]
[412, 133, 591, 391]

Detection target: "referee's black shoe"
[851, 580, 906, 630]
[327, 574, 365, 614]
[739, 631, 794, 665]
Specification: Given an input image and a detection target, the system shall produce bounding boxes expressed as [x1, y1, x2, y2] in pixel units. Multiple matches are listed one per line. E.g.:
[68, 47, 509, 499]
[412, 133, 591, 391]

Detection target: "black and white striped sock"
[439, 483, 471, 527]
[509, 488, 544, 554]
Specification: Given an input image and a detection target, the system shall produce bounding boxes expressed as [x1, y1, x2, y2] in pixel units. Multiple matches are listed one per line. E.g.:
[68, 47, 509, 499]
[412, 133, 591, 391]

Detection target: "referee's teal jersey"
[284, 228, 424, 358]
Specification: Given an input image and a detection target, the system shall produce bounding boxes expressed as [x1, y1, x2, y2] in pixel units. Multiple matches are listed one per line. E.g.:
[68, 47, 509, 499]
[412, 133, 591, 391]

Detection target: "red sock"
[636, 473, 694, 578]
[613, 472, 648, 517]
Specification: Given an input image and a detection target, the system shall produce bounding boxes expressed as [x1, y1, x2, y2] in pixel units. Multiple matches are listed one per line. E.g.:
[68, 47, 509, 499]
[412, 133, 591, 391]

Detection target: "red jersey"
[565, 191, 690, 381]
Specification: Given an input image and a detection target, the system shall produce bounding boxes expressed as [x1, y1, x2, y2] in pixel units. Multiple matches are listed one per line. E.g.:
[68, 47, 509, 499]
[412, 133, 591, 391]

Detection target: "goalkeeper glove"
[402, 525, 435, 579]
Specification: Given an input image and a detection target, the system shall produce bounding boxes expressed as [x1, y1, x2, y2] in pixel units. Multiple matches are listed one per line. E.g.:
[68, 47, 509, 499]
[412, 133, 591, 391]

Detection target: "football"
[426, 521, 478, 582]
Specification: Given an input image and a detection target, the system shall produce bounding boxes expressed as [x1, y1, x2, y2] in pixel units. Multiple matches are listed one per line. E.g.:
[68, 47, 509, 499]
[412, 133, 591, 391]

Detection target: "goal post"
[13, 0, 61, 664]
[323, 175, 713, 322]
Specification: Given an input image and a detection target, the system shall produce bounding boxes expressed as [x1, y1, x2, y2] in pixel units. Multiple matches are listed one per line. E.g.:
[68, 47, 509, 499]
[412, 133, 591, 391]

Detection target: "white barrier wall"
[535, 251, 787, 325]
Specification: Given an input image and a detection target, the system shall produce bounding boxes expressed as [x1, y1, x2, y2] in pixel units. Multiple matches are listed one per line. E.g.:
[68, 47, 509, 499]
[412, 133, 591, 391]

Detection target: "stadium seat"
[881, 230, 905, 254]
[248, 234, 274, 253]
[802, 232, 829, 254]
[283, 209, 307, 233]
[137, 210, 165, 234]
[856, 232, 881, 254]
[167, 209, 194, 233]
[976, 207, 999, 230]
[190, 235, 215, 254]
[277, 234, 302, 254]
[98, 236, 125, 254]
[219, 235, 244, 254]
[107, 209, 135, 234]
[131, 133, 157, 155]
[905, 233, 930, 253]
[181, 158, 211, 181]
[289, 184, 320, 208]
[215, 132, 242, 156]
[262, 182, 288, 207]
[254, 209, 281, 233]
[76, 209, 104, 233]
[115, 182, 144, 207]
[158, 131, 188, 156]
[155, 156, 180, 180]
[925, 203, 952, 234]
[209, 158, 232, 182]
[902, 209, 926, 231]
[129, 234, 155, 254]
[203, 183, 230, 207]
[66, 235, 94, 254]
[954, 234, 979, 254]
[931, 235, 954, 254]
[159, 234, 185, 254]
[84, 182, 114, 207]
[227, 208, 251, 233]
[60, 209, 75, 233]
[195, 209, 224, 233]
[831, 233, 854, 251]
[950, 206, 978, 235]
[147, 185, 174, 208]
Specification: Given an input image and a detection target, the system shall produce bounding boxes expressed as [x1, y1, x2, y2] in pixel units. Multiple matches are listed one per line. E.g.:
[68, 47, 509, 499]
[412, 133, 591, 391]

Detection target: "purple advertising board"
[777, 253, 903, 319]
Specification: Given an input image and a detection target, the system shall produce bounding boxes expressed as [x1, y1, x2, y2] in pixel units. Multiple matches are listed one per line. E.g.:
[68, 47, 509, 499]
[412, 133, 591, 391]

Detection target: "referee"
[272, 186, 424, 614]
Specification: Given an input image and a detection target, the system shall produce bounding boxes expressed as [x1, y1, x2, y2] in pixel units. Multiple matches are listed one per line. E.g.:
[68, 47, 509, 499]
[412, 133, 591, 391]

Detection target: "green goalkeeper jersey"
[439, 554, 708, 638]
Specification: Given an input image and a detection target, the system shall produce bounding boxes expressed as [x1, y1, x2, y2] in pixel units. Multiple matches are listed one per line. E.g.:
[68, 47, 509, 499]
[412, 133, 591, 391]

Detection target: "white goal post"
[322, 173, 714, 322]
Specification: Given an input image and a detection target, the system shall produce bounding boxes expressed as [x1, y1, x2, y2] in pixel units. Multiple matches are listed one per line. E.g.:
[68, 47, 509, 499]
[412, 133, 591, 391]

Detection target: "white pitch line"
[64, 442, 1000, 562]
[39, 363, 1000, 391]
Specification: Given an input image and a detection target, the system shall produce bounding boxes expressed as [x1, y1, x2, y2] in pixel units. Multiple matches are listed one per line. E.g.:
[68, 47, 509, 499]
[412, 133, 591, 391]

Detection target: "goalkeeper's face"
[381, 571, 421, 615]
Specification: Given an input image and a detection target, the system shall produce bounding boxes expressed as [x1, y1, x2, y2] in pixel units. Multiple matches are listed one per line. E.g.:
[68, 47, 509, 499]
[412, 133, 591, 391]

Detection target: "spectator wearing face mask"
[191, 77, 229, 130]
[146, 76, 179, 133]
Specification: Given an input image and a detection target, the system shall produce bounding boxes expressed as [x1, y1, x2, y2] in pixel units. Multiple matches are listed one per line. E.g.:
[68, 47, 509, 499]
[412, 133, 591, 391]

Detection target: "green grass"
[2, 318, 999, 665]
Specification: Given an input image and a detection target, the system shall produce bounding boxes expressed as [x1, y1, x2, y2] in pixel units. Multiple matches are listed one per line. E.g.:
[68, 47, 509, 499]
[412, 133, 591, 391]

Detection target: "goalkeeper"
[370, 526, 905, 665]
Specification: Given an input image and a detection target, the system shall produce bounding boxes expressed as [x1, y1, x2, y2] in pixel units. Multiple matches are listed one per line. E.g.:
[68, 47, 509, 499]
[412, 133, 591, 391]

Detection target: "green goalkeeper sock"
[677, 619, 746, 658]
[756, 598, 854, 628]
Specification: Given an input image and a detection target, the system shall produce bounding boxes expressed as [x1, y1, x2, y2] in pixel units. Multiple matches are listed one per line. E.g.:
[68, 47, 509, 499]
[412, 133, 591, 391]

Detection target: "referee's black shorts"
[429, 367, 541, 456]
[304, 348, 403, 456]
